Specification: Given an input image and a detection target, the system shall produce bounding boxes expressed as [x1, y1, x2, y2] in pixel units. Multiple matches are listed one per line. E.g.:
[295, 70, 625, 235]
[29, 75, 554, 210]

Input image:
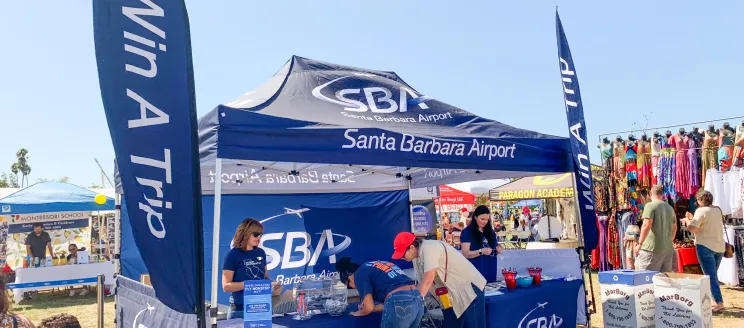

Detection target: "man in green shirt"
[635, 185, 678, 272]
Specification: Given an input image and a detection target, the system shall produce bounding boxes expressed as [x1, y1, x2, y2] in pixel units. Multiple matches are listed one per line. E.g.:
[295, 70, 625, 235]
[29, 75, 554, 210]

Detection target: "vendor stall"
[0, 182, 115, 297]
[116, 56, 596, 326]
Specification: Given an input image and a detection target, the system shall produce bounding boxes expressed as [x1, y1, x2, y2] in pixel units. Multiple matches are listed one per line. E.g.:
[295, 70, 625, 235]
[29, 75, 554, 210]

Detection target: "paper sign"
[244, 280, 272, 328]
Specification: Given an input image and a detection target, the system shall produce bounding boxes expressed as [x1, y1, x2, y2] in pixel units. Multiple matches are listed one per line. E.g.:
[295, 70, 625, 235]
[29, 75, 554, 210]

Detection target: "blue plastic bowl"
[516, 276, 533, 287]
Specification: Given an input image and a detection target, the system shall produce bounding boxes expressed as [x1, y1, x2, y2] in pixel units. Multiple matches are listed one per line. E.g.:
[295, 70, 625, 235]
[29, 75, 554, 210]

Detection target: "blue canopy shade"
[0, 181, 114, 214]
[199, 56, 573, 175]
[512, 199, 542, 207]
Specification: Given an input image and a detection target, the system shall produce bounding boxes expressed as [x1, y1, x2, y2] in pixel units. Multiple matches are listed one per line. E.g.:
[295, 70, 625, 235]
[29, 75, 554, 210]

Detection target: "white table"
[526, 240, 579, 250]
[12, 262, 115, 303]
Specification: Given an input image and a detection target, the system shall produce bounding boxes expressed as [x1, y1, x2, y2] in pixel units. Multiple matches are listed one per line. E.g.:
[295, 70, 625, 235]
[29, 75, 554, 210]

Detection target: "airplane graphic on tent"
[260, 208, 310, 224]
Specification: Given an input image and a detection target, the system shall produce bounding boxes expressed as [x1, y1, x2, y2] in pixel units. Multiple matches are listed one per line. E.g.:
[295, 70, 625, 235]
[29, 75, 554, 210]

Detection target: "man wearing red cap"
[392, 232, 486, 328]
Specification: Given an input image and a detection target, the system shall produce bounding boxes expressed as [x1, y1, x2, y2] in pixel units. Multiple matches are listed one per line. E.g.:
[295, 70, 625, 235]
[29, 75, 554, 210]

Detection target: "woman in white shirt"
[392, 232, 487, 328]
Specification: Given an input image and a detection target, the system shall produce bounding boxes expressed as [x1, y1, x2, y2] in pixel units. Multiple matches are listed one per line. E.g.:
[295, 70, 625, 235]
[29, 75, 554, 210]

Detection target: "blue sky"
[1, 1, 742, 187]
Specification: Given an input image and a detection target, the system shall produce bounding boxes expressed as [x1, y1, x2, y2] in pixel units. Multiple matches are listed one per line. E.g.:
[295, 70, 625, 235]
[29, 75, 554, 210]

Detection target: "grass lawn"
[12, 289, 115, 328]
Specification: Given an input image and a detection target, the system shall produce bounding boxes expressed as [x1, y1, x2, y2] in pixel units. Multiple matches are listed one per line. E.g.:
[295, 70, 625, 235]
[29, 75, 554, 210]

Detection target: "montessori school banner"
[93, 0, 204, 316]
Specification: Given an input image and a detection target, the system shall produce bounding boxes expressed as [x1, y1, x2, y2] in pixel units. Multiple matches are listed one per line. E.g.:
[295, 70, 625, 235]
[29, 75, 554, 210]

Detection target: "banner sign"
[93, 0, 204, 315]
[556, 12, 598, 252]
[202, 190, 411, 306]
[201, 161, 407, 194]
[490, 174, 575, 201]
[411, 205, 434, 235]
[8, 219, 89, 234]
[117, 276, 198, 328]
[243, 280, 272, 328]
[8, 212, 89, 224]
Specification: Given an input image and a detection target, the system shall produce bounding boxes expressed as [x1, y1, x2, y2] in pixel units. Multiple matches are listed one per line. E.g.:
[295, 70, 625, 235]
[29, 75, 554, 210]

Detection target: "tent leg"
[114, 194, 121, 275]
[210, 158, 223, 327]
[571, 174, 594, 327]
[407, 179, 414, 233]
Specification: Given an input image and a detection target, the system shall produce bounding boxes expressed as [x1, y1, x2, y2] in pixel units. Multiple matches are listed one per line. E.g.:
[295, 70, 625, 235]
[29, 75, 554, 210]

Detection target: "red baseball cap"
[392, 232, 416, 260]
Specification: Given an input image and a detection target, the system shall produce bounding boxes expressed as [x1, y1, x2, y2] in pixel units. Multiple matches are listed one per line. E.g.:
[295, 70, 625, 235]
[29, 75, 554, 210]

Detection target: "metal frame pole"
[114, 194, 121, 275]
[97, 274, 105, 328]
[407, 178, 415, 233]
[571, 174, 595, 327]
[210, 158, 223, 327]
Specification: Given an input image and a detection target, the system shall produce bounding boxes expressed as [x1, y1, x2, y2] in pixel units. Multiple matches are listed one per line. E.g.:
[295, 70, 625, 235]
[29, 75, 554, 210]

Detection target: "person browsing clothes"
[681, 190, 727, 313]
[335, 258, 424, 328]
[392, 232, 487, 328]
[222, 218, 281, 319]
[459, 205, 503, 282]
[25, 223, 52, 263]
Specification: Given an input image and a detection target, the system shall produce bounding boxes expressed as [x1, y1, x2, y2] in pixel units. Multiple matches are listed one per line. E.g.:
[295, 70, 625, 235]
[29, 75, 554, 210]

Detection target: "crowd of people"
[222, 205, 502, 328]
[627, 185, 728, 313]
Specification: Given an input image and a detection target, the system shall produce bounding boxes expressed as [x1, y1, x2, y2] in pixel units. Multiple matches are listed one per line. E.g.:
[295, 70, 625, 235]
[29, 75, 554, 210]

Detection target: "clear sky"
[1, 1, 742, 188]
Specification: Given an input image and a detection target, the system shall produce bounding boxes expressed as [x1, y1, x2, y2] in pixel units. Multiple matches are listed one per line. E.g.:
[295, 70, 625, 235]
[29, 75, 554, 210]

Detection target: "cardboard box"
[599, 270, 657, 328]
[652, 273, 713, 328]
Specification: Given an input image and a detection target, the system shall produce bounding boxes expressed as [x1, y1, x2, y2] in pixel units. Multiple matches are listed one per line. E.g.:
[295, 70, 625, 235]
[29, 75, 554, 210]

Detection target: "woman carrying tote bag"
[682, 189, 731, 313]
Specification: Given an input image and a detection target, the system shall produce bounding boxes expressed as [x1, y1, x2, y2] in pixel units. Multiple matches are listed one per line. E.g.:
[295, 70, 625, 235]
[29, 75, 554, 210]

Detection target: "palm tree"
[11, 148, 31, 187]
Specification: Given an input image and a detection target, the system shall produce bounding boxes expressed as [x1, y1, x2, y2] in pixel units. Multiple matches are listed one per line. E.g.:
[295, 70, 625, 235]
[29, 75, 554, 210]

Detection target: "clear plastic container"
[324, 283, 348, 316]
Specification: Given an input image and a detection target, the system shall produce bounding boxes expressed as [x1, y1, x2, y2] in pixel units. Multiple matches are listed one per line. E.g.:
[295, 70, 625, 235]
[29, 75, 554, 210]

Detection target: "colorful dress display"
[720, 132, 736, 172]
[670, 134, 691, 198]
[651, 136, 662, 185]
[637, 140, 652, 188]
[613, 142, 626, 179]
[702, 132, 719, 186]
[686, 136, 700, 197]
[658, 137, 677, 200]
[625, 144, 638, 188]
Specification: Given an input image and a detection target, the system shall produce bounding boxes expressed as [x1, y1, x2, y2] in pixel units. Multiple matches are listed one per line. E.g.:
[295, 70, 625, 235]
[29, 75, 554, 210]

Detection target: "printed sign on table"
[412, 205, 433, 234]
[244, 280, 272, 328]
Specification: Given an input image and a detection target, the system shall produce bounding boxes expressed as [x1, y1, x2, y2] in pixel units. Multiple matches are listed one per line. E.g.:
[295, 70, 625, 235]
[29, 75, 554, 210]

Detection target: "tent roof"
[512, 199, 542, 207]
[489, 173, 574, 201]
[0, 181, 115, 214]
[199, 56, 573, 179]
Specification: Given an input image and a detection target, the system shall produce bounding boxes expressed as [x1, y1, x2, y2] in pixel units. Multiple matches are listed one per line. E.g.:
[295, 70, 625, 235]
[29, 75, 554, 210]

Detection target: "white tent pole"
[209, 158, 223, 326]
[408, 178, 415, 233]
[114, 193, 121, 275]
[570, 173, 593, 327]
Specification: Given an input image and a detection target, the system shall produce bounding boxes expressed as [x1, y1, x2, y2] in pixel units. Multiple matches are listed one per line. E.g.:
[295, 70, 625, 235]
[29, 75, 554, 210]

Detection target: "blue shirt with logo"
[460, 226, 499, 283]
[355, 261, 414, 304]
[223, 247, 268, 304]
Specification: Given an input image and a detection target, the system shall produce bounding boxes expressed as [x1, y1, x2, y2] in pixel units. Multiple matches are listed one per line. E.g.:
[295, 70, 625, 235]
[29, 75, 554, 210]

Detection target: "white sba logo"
[259, 207, 352, 270]
[132, 303, 155, 328]
[312, 73, 430, 113]
[518, 302, 563, 328]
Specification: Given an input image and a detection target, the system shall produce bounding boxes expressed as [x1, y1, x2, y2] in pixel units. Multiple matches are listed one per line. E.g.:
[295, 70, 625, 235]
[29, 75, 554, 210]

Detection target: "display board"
[0, 211, 91, 268]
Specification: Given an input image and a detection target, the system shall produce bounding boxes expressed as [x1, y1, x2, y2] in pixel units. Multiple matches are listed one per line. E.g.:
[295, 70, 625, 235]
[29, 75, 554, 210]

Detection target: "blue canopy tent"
[0, 181, 114, 214]
[512, 199, 542, 207]
[117, 56, 594, 324]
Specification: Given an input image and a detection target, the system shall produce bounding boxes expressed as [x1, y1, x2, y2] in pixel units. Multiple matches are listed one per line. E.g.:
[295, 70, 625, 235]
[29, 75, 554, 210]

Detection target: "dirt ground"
[585, 272, 744, 328]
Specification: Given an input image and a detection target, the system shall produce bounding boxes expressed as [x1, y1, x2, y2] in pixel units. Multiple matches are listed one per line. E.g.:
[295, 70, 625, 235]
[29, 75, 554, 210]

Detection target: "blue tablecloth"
[485, 280, 583, 328]
[216, 303, 381, 328]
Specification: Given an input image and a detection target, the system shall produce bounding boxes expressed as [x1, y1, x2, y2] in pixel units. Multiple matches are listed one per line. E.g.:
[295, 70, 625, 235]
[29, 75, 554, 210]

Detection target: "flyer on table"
[244, 280, 272, 328]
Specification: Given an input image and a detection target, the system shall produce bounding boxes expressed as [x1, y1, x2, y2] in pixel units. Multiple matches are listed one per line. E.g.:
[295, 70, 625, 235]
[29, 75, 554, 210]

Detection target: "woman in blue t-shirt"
[335, 257, 423, 328]
[222, 218, 280, 319]
[459, 205, 503, 283]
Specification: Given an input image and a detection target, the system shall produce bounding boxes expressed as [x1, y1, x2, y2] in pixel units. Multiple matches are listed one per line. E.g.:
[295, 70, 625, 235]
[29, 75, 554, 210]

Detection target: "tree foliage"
[11, 148, 31, 187]
[0, 173, 20, 188]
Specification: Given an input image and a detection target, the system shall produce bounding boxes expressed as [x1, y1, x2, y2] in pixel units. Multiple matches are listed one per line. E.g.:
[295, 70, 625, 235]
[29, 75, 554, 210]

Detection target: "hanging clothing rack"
[597, 115, 744, 140]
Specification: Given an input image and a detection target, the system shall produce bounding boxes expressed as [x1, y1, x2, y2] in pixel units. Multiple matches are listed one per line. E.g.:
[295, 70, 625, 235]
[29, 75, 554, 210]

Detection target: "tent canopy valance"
[198, 56, 574, 187]
[489, 173, 575, 201]
[0, 181, 115, 215]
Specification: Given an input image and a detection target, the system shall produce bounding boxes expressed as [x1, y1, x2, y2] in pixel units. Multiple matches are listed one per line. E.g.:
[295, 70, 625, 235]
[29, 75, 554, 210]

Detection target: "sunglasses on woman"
[252, 232, 263, 238]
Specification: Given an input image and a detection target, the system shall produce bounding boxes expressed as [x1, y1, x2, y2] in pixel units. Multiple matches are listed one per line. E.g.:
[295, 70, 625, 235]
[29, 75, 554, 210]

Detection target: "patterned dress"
[686, 136, 700, 197]
[637, 140, 652, 188]
[625, 144, 639, 188]
[658, 137, 677, 200]
[671, 134, 691, 198]
[720, 132, 736, 172]
[701, 132, 719, 186]
[651, 137, 662, 184]
[613, 142, 626, 179]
